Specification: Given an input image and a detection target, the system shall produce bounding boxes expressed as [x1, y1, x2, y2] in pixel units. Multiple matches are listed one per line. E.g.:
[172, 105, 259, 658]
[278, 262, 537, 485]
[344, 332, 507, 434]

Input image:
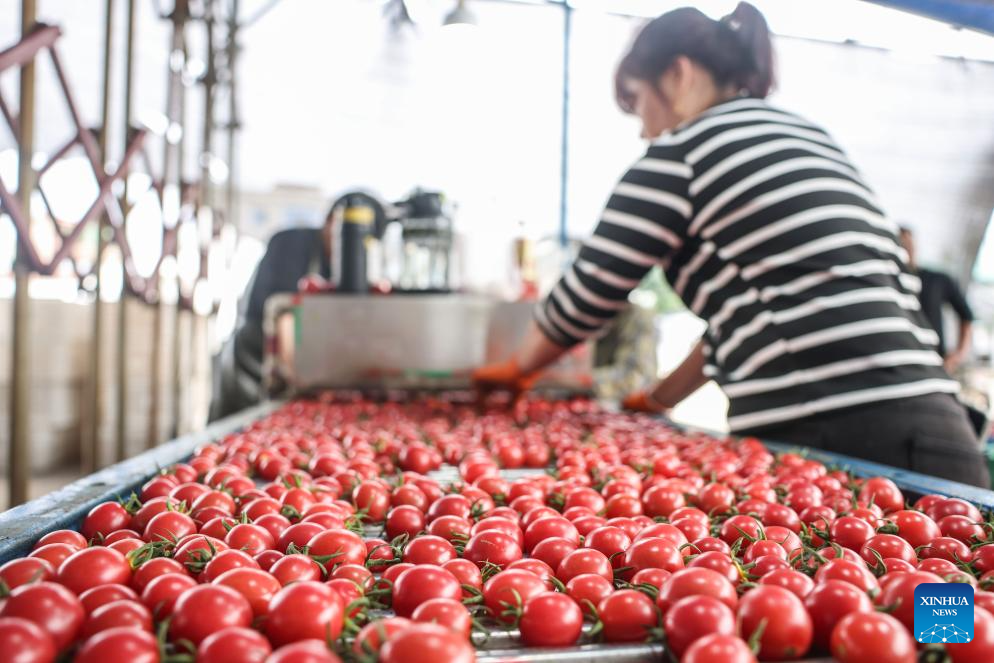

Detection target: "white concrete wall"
[0, 296, 211, 473]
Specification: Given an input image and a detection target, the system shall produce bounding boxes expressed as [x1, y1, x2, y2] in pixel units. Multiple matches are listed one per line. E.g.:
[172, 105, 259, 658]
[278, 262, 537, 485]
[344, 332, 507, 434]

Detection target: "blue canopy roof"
[870, 1, 994, 35]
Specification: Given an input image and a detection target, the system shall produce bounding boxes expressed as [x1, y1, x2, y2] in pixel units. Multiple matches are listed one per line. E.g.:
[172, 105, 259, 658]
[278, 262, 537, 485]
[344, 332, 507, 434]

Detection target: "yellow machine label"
[343, 207, 374, 225]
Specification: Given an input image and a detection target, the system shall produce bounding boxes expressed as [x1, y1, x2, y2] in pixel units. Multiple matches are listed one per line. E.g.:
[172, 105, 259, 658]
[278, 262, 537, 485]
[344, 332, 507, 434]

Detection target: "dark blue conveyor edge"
[761, 439, 994, 509]
[674, 417, 994, 509]
[0, 402, 281, 564]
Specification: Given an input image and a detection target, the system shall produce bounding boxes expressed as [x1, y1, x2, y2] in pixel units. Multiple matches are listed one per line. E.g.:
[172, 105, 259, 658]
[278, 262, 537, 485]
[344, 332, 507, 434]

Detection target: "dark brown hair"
[615, 2, 775, 113]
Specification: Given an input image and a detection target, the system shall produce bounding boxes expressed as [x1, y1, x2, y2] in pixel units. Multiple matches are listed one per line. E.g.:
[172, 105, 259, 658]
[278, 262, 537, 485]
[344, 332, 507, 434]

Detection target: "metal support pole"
[147, 294, 163, 449]
[148, 1, 189, 450]
[226, 0, 239, 232]
[115, 0, 136, 463]
[86, 0, 115, 473]
[170, 66, 190, 440]
[201, 1, 216, 213]
[191, 3, 219, 425]
[171, 303, 185, 436]
[557, 2, 572, 248]
[9, 0, 37, 508]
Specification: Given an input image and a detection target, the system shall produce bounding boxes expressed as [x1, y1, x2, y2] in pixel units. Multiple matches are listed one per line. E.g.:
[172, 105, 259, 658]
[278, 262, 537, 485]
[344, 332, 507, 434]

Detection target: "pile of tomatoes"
[2, 393, 994, 663]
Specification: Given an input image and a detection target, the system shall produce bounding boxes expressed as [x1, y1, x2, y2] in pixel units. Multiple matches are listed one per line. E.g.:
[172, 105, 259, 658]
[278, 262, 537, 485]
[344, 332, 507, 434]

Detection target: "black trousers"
[738, 393, 991, 489]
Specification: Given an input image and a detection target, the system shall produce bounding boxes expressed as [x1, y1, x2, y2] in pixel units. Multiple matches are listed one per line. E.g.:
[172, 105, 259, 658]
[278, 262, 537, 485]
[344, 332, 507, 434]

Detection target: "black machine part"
[335, 194, 375, 293]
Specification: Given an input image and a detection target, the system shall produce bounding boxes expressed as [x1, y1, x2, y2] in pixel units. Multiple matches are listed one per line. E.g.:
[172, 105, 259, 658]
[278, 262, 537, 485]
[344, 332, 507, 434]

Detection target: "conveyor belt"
[0, 400, 990, 663]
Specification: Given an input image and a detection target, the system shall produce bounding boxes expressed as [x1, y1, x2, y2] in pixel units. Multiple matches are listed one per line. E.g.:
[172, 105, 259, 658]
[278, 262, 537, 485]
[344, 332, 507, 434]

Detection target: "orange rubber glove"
[471, 358, 541, 400]
[621, 389, 666, 413]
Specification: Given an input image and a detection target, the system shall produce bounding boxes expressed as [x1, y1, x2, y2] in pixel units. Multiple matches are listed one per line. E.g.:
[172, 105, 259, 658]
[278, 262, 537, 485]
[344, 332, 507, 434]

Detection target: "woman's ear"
[659, 56, 701, 121]
[659, 56, 695, 98]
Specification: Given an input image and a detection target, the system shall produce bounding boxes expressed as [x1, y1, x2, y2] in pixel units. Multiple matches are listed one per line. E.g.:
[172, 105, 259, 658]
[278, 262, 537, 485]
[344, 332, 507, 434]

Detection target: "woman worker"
[473, 3, 989, 488]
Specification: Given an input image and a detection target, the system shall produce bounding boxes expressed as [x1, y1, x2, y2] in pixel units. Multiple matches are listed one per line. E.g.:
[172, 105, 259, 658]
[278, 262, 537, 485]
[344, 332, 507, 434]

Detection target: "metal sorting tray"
[0, 402, 990, 661]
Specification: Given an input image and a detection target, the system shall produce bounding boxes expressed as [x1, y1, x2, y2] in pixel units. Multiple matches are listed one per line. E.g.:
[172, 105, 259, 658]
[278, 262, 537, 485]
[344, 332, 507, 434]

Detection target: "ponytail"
[720, 2, 775, 99]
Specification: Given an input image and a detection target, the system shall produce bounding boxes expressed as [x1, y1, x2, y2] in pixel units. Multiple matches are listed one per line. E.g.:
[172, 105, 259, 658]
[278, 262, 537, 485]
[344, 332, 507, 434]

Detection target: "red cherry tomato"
[0, 581, 84, 651]
[411, 598, 472, 638]
[385, 506, 427, 540]
[682, 634, 757, 663]
[566, 573, 614, 616]
[598, 589, 659, 643]
[889, 510, 942, 549]
[0, 558, 54, 592]
[462, 530, 522, 570]
[130, 557, 188, 594]
[737, 585, 812, 660]
[80, 599, 152, 639]
[556, 548, 613, 583]
[857, 477, 903, 513]
[81, 502, 132, 541]
[305, 529, 367, 568]
[390, 566, 463, 618]
[140, 573, 197, 619]
[74, 627, 160, 663]
[169, 584, 253, 646]
[201, 549, 260, 583]
[265, 581, 344, 647]
[270, 554, 323, 586]
[622, 537, 685, 578]
[758, 568, 814, 599]
[197, 626, 272, 663]
[664, 595, 736, 657]
[265, 639, 341, 663]
[804, 579, 874, 649]
[403, 535, 457, 566]
[34, 530, 87, 552]
[519, 592, 583, 647]
[352, 617, 411, 656]
[830, 611, 916, 663]
[225, 524, 275, 556]
[55, 547, 130, 595]
[79, 584, 139, 615]
[482, 569, 547, 624]
[657, 567, 738, 614]
[379, 623, 474, 663]
[213, 567, 282, 617]
[0, 616, 57, 663]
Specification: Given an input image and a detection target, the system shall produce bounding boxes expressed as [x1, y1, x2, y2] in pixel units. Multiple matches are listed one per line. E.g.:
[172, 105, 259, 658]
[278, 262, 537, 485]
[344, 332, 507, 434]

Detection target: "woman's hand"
[621, 389, 668, 413]
[471, 358, 541, 400]
[473, 321, 571, 401]
[621, 340, 711, 414]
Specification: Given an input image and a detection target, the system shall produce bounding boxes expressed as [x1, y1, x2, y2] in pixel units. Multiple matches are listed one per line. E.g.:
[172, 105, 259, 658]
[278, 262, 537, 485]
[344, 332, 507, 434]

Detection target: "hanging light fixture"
[384, 0, 416, 30]
[443, 0, 476, 26]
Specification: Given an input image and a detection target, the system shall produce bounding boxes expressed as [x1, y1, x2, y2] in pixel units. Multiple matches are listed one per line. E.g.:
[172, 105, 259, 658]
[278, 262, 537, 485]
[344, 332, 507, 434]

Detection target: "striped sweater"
[536, 97, 956, 432]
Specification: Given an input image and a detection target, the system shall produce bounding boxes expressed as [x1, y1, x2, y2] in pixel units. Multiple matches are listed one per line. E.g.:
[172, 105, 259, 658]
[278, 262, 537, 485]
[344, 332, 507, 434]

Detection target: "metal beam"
[0, 22, 57, 74]
[8, 0, 37, 508]
[115, 0, 137, 463]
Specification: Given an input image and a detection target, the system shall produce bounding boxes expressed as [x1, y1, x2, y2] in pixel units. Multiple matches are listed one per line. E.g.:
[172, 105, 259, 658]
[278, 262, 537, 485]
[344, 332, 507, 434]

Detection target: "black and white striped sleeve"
[536, 146, 693, 346]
